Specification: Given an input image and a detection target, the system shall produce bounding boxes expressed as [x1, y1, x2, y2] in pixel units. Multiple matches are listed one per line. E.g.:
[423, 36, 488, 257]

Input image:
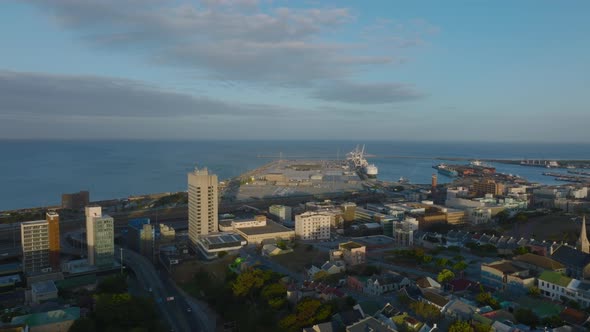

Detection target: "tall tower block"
[47, 211, 60, 270]
[188, 168, 219, 246]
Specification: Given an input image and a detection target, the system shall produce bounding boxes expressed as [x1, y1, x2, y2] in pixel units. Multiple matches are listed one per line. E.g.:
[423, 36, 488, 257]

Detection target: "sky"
[0, 0, 589, 142]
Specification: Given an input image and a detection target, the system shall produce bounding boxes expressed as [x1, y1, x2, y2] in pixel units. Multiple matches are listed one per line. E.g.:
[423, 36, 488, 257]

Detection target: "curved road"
[120, 247, 213, 332]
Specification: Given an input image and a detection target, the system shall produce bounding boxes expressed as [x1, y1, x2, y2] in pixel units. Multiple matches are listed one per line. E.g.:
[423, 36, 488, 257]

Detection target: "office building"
[85, 206, 114, 268]
[128, 218, 154, 258]
[269, 205, 292, 224]
[61, 191, 89, 210]
[295, 211, 331, 240]
[473, 179, 504, 196]
[46, 211, 60, 271]
[21, 220, 50, 274]
[188, 168, 218, 246]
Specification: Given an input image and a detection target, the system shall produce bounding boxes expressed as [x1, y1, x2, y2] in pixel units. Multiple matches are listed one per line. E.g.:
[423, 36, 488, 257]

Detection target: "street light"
[120, 247, 124, 274]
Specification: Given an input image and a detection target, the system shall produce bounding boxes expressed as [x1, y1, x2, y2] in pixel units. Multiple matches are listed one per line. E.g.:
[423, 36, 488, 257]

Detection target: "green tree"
[514, 308, 539, 328]
[398, 293, 411, 306]
[437, 269, 455, 284]
[475, 292, 500, 309]
[473, 322, 491, 332]
[528, 286, 541, 297]
[541, 315, 564, 328]
[231, 269, 267, 298]
[422, 255, 433, 264]
[68, 317, 97, 332]
[449, 320, 473, 332]
[453, 261, 468, 272]
[513, 246, 530, 255]
[409, 301, 441, 323]
[97, 274, 128, 294]
[436, 258, 449, 267]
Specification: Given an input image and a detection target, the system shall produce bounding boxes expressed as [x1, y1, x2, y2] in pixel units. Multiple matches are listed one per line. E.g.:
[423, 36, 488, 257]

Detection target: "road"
[120, 247, 213, 332]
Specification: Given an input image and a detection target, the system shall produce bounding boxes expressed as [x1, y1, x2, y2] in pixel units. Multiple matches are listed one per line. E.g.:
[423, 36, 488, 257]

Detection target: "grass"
[270, 244, 328, 274]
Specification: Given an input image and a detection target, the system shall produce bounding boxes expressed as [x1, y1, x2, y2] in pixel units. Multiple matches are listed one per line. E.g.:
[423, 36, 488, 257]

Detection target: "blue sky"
[0, 0, 588, 141]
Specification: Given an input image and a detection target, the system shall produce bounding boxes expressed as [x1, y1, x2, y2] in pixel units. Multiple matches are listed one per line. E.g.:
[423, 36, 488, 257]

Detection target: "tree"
[475, 292, 500, 309]
[528, 286, 541, 297]
[437, 269, 455, 284]
[398, 293, 411, 306]
[473, 322, 491, 332]
[514, 308, 539, 328]
[97, 274, 128, 294]
[541, 315, 564, 328]
[232, 269, 266, 298]
[313, 270, 330, 281]
[513, 246, 530, 255]
[449, 320, 473, 332]
[409, 301, 441, 323]
[453, 261, 468, 272]
[422, 255, 433, 264]
[436, 258, 449, 267]
[68, 317, 97, 332]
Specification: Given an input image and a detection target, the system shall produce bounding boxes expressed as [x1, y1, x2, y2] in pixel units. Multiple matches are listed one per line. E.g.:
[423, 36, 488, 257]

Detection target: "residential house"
[442, 299, 478, 321]
[420, 291, 450, 310]
[538, 271, 590, 308]
[347, 275, 368, 292]
[447, 279, 477, 294]
[330, 242, 366, 266]
[551, 245, 590, 279]
[346, 317, 397, 332]
[320, 260, 346, 275]
[481, 260, 534, 294]
[559, 308, 590, 329]
[513, 253, 566, 274]
[416, 277, 441, 292]
[364, 271, 411, 296]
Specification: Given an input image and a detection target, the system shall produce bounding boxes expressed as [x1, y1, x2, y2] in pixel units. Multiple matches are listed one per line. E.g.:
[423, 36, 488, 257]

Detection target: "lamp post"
[120, 247, 124, 274]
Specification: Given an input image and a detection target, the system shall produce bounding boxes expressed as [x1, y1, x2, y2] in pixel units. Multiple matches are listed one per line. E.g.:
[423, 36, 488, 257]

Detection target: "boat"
[398, 177, 409, 184]
[432, 164, 458, 177]
[346, 145, 378, 178]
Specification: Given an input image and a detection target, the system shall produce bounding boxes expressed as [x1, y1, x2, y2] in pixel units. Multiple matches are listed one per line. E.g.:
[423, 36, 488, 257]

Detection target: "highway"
[120, 247, 212, 332]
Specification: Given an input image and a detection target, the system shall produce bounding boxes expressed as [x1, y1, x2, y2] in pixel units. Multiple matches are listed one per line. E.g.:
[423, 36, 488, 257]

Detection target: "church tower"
[577, 215, 589, 254]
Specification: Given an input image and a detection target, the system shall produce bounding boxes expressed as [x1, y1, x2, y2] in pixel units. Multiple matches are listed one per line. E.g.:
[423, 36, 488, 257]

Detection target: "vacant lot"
[270, 245, 328, 274]
[503, 213, 581, 242]
[172, 254, 238, 284]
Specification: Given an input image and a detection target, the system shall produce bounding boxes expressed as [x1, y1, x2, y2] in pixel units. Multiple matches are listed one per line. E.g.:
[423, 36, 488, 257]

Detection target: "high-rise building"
[61, 191, 90, 210]
[188, 168, 218, 246]
[21, 220, 50, 274]
[46, 211, 60, 270]
[128, 218, 154, 258]
[269, 205, 292, 224]
[295, 211, 331, 240]
[431, 174, 438, 190]
[85, 206, 114, 268]
[473, 179, 505, 196]
[577, 216, 589, 254]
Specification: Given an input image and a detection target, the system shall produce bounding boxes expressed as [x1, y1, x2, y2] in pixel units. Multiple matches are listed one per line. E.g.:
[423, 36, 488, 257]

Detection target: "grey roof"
[552, 245, 590, 267]
[346, 317, 396, 332]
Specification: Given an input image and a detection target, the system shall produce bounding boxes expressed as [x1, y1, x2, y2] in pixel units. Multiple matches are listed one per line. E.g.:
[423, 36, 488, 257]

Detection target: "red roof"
[448, 278, 475, 292]
[560, 307, 589, 326]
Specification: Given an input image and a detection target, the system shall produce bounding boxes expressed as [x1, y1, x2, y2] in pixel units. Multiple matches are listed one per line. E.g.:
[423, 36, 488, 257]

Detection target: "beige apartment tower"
[21, 220, 50, 274]
[85, 206, 114, 268]
[188, 168, 218, 245]
[47, 211, 60, 270]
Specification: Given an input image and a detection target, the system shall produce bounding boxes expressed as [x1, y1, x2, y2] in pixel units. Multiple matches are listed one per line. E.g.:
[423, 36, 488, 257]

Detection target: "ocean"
[1, 140, 589, 211]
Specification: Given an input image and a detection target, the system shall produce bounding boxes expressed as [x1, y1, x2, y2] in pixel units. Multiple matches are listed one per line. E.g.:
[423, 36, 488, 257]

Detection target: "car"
[186, 307, 192, 313]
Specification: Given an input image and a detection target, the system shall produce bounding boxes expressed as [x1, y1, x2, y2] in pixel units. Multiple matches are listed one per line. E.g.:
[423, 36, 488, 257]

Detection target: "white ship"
[346, 145, 378, 178]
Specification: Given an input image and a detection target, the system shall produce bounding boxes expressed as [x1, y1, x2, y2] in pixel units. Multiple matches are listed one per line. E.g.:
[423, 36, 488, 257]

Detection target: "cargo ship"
[347, 145, 378, 178]
[432, 164, 458, 177]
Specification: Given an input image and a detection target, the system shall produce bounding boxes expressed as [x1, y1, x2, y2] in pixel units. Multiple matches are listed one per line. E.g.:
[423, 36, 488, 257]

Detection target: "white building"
[467, 207, 492, 225]
[269, 205, 292, 224]
[85, 206, 114, 268]
[295, 211, 332, 240]
[188, 168, 218, 246]
[21, 220, 50, 274]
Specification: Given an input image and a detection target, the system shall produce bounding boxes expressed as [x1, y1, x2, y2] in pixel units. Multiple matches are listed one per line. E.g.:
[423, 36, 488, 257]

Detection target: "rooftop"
[539, 271, 572, 287]
[347, 317, 396, 332]
[484, 261, 526, 274]
[31, 280, 58, 294]
[513, 253, 565, 270]
[339, 241, 364, 250]
[235, 220, 293, 235]
[11, 307, 80, 327]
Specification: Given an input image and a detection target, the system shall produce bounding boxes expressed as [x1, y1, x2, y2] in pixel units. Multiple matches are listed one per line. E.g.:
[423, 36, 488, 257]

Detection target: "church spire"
[577, 215, 589, 254]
